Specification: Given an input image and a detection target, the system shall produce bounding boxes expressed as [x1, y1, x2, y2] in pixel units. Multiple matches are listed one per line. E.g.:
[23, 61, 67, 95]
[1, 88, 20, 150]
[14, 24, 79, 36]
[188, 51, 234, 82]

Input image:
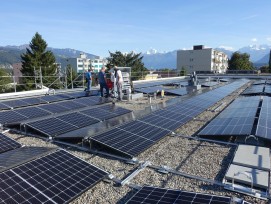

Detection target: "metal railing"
[0, 71, 184, 93]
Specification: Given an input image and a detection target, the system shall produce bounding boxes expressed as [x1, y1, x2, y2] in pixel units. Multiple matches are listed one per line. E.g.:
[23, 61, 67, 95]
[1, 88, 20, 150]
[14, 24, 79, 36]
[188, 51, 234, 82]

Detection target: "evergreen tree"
[21, 32, 57, 89]
[106, 51, 148, 80]
[228, 52, 254, 70]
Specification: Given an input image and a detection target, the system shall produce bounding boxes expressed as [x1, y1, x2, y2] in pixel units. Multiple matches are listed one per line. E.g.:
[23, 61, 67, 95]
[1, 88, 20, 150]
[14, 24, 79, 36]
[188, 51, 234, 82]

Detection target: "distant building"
[12, 63, 22, 83]
[60, 53, 91, 74]
[177, 45, 228, 74]
[90, 57, 108, 73]
[60, 54, 107, 74]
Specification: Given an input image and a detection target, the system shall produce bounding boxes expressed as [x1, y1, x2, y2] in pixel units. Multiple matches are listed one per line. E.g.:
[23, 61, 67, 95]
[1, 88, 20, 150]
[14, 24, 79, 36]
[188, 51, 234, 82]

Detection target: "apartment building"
[177, 45, 228, 74]
[90, 57, 108, 73]
[60, 54, 107, 74]
[60, 53, 91, 74]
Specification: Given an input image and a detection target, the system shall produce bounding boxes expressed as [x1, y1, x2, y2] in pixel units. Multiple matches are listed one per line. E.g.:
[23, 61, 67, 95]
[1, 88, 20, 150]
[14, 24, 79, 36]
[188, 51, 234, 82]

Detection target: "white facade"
[177, 46, 228, 74]
[60, 54, 107, 74]
[61, 53, 91, 73]
[90, 57, 108, 73]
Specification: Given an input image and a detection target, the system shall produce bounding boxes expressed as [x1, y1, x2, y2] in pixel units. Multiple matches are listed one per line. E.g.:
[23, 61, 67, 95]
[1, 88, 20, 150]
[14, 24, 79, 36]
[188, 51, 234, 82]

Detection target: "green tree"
[259, 65, 269, 73]
[106, 51, 148, 80]
[21, 32, 57, 89]
[228, 52, 254, 70]
[180, 66, 187, 76]
[0, 68, 12, 92]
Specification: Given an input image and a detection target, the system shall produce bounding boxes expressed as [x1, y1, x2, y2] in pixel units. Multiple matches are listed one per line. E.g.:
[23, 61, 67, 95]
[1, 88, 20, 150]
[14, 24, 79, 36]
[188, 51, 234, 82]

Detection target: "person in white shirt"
[114, 66, 123, 101]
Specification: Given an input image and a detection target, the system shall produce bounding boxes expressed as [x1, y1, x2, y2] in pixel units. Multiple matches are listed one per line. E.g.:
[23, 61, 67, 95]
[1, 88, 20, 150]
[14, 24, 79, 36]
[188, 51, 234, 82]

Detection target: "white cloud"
[251, 38, 258, 42]
[218, 45, 235, 51]
[241, 15, 258, 21]
[267, 37, 271, 42]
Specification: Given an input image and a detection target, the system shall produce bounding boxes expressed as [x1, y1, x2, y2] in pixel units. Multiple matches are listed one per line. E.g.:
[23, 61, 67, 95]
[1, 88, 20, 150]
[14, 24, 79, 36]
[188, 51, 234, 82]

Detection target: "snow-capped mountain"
[238, 44, 271, 62]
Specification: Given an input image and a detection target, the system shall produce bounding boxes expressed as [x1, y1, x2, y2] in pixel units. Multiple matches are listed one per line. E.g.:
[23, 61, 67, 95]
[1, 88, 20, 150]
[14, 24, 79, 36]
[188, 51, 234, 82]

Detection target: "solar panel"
[217, 107, 257, 118]
[138, 114, 182, 131]
[14, 107, 51, 119]
[0, 149, 108, 203]
[151, 109, 194, 124]
[125, 186, 231, 204]
[264, 85, 271, 94]
[101, 104, 131, 114]
[165, 103, 204, 116]
[26, 118, 78, 137]
[165, 88, 188, 96]
[65, 91, 88, 98]
[0, 102, 11, 110]
[228, 97, 260, 109]
[0, 133, 21, 154]
[255, 97, 271, 139]
[198, 117, 255, 136]
[0, 111, 28, 125]
[38, 103, 70, 113]
[1, 99, 29, 109]
[91, 120, 170, 157]
[56, 100, 86, 110]
[39, 95, 64, 103]
[53, 93, 71, 99]
[253, 80, 266, 85]
[0, 147, 55, 172]
[242, 85, 264, 95]
[56, 112, 100, 128]
[75, 97, 102, 106]
[20, 97, 45, 106]
[81, 105, 132, 121]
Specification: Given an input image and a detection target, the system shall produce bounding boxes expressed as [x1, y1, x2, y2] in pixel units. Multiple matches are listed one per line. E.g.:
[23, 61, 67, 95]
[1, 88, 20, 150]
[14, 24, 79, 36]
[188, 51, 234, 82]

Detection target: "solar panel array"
[125, 186, 231, 204]
[91, 80, 249, 157]
[0, 133, 21, 154]
[26, 104, 132, 137]
[198, 96, 260, 136]
[255, 96, 271, 140]
[0, 149, 108, 204]
[0, 91, 96, 110]
[0, 96, 110, 125]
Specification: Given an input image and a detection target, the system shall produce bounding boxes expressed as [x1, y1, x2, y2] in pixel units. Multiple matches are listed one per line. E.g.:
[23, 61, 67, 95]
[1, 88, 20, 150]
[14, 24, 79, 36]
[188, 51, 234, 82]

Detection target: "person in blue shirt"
[85, 69, 92, 91]
[98, 67, 109, 97]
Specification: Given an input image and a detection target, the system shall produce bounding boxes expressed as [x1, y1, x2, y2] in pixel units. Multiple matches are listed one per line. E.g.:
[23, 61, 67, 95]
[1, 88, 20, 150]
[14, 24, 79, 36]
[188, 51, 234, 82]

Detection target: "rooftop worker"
[98, 66, 109, 98]
[114, 66, 123, 101]
[85, 68, 92, 91]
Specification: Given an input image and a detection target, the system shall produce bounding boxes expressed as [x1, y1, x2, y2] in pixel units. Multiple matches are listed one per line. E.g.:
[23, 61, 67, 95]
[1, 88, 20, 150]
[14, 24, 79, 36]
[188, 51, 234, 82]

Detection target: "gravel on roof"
[3, 81, 270, 204]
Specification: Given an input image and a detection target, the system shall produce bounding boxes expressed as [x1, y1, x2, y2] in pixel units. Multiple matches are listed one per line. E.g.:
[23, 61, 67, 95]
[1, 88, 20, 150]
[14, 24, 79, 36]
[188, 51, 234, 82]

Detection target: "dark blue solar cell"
[0, 133, 21, 154]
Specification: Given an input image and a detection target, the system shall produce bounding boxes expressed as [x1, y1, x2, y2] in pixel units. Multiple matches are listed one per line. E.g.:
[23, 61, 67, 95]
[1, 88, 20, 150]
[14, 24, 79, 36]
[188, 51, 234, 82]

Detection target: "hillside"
[0, 45, 97, 66]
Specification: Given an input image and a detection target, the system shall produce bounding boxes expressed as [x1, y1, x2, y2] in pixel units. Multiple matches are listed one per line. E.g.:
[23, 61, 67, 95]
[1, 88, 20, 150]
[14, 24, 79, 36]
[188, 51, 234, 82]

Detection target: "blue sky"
[1, 0, 271, 57]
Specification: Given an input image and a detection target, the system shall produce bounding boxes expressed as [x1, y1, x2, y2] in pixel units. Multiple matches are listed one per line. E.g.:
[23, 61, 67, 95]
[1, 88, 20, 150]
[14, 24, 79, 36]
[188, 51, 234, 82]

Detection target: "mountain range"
[0, 44, 270, 69]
